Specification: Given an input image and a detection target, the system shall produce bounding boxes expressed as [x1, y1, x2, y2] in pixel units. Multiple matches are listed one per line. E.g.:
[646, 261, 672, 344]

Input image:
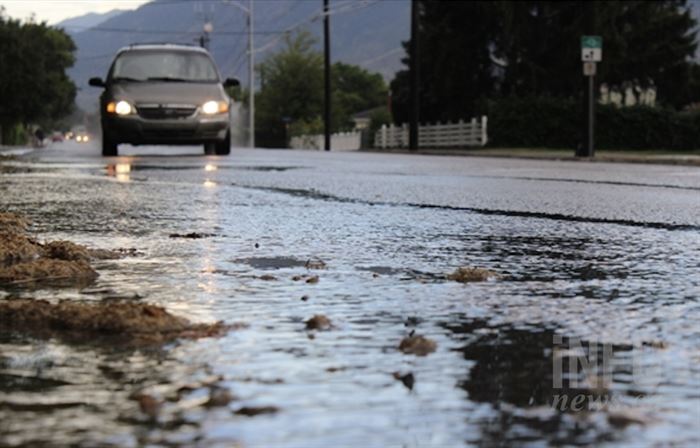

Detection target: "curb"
[360, 149, 700, 167]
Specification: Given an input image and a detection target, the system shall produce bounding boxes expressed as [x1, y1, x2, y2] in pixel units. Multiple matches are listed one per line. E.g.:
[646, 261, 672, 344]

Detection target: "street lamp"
[224, 0, 254, 148]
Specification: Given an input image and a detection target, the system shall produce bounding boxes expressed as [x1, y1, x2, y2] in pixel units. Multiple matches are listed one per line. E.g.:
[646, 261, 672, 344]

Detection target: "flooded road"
[1, 141, 699, 447]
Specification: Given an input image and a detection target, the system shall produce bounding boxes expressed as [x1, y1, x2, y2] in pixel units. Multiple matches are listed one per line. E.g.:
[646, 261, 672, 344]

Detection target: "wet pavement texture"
[1, 141, 699, 447]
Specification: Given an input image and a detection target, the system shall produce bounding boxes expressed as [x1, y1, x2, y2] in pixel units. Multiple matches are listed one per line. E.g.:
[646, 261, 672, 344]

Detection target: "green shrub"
[487, 96, 700, 151]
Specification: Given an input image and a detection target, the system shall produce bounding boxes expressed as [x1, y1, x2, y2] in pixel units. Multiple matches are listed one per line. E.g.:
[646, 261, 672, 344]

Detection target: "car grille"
[142, 129, 197, 139]
[136, 104, 196, 120]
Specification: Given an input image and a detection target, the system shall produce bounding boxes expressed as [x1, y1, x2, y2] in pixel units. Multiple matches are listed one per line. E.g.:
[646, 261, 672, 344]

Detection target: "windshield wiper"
[111, 76, 144, 83]
[146, 76, 190, 82]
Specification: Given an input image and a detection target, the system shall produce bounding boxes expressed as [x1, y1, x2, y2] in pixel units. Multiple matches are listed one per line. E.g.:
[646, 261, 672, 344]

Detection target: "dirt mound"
[0, 212, 135, 286]
[42, 240, 90, 261]
[447, 266, 499, 283]
[0, 212, 29, 233]
[0, 259, 97, 285]
[0, 299, 236, 344]
[399, 334, 437, 356]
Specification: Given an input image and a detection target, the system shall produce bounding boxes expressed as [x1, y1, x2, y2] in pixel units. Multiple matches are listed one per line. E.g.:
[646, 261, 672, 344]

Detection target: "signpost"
[580, 36, 601, 158]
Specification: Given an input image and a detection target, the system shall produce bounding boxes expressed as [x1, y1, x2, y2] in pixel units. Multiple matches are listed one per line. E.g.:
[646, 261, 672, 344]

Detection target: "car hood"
[109, 82, 228, 105]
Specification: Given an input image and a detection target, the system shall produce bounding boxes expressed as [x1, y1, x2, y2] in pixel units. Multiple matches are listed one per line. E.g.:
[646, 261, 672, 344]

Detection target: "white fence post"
[381, 124, 387, 149]
[373, 116, 488, 149]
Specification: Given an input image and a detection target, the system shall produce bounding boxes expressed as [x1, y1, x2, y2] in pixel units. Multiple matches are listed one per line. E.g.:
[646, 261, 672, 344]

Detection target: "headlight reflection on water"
[106, 162, 132, 182]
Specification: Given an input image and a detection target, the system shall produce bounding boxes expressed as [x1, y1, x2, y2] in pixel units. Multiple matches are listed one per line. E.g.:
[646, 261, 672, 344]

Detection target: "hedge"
[487, 96, 700, 151]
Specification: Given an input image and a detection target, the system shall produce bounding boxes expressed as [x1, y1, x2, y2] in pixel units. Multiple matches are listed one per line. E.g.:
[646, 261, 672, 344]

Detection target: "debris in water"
[133, 392, 162, 419]
[306, 314, 332, 331]
[607, 409, 652, 427]
[300, 295, 309, 301]
[305, 258, 327, 270]
[399, 334, 437, 356]
[305, 275, 319, 284]
[447, 266, 499, 283]
[88, 247, 142, 260]
[0, 299, 239, 344]
[259, 274, 277, 281]
[168, 232, 215, 239]
[42, 240, 90, 261]
[642, 340, 668, 349]
[205, 388, 236, 408]
[234, 406, 279, 417]
[393, 372, 415, 390]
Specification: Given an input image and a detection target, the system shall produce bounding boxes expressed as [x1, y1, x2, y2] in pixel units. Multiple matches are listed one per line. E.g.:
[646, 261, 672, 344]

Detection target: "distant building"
[351, 108, 377, 130]
[599, 84, 656, 107]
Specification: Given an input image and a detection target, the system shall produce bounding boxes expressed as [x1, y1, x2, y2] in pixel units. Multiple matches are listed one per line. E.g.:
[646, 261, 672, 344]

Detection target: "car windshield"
[111, 50, 219, 82]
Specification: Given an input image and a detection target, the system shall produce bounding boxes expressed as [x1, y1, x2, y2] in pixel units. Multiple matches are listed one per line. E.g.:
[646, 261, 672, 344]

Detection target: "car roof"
[116, 43, 210, 54]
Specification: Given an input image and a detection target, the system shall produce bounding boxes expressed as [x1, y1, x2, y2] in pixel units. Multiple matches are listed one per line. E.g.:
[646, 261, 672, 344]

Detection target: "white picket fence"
[374, 116, 488, 149]
[289, 131, 362, 151]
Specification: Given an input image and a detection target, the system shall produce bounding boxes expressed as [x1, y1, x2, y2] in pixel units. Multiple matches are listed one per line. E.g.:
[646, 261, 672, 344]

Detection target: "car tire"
[102, 132, 118, 156]
[215, 131, 231, 155]
[204, 142, 216, 155]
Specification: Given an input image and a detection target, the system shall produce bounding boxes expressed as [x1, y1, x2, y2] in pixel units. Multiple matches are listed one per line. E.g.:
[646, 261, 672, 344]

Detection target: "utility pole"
[409, 0, 419, 151]
[578, 1, 596, 158]
[323, 0, 331, 151]
[248, 0, 255, 148]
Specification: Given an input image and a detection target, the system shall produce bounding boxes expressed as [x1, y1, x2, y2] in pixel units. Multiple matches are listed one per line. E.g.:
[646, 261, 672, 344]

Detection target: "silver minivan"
[89, 44, 239, 156]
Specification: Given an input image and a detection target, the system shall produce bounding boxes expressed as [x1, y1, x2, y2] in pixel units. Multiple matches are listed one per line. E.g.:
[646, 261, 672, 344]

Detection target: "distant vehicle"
[72, 126, 89, 143]
[75, 133, 90, 143]
[89, 43, 239, 157]
[51, 132, 64, 142]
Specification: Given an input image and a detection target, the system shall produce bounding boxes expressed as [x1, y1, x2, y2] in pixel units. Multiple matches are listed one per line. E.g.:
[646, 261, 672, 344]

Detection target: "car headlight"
[201, 100, 229, 115]
[107, 100, 134, 115]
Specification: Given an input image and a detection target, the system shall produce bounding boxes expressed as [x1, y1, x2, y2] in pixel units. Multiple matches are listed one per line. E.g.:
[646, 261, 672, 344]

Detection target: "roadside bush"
[487, 96, 700, 151]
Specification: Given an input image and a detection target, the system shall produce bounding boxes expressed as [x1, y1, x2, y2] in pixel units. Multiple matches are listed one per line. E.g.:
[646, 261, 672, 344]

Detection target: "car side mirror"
[224, 78, 240, 88]
[89, 77, 105, 88]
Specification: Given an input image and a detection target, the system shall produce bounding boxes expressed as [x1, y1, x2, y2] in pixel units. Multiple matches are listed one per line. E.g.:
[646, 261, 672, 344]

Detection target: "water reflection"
[106, 162, 132, 183]
[443, 318, 643, 445]
[0, 333, 239, 447]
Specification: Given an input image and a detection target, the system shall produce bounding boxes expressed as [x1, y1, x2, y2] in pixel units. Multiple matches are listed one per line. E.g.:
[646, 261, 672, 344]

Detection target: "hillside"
[64, 0, 410, 112]
[57, 9, 125, 30]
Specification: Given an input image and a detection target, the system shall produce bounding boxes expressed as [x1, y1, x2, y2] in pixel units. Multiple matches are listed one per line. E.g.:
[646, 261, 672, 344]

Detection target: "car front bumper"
[102, 113, 230, 145]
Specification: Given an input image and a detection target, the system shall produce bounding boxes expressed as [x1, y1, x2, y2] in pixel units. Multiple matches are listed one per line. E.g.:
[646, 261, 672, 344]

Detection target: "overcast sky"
[0, 0, 150, 24]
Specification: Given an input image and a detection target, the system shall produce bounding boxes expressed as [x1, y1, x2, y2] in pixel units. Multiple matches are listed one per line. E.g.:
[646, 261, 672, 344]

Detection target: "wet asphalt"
[1, 140, 699, 447]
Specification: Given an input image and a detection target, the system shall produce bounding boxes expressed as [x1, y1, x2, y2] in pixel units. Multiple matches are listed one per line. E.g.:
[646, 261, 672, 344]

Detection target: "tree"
[390, 0, 700, 124]
[391, 0, 501, 124]
[332, 62, 387, 130]
[0, 14, 76, 143]
[255, 30, 324, 147]
[255, 30, 388, 147]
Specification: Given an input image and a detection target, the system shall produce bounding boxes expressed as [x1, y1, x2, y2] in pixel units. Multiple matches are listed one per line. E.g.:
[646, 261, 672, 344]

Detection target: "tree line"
[391, 0, 700, 124]
[0, 9, 76, 144]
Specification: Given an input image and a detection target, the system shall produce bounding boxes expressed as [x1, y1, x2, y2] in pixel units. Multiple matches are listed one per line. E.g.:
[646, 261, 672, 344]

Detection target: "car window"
[111, 50, 219, 82]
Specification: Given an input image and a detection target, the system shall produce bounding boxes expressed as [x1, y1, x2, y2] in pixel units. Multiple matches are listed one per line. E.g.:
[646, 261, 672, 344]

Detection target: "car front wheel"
[204, 131, 231, 156]
[215, 131, 231, 155]
[102, 132, 118, 156]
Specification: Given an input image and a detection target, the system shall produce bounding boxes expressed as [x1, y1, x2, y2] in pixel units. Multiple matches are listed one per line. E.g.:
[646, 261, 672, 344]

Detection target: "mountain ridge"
[67, 0, 410, 112]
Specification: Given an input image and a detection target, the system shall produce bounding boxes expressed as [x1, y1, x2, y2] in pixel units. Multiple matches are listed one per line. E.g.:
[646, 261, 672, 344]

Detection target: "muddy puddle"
[0, 151, 698, 446]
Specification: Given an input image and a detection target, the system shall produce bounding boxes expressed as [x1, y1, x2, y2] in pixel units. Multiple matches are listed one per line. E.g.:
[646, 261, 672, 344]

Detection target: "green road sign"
[581, 36, 602, 49]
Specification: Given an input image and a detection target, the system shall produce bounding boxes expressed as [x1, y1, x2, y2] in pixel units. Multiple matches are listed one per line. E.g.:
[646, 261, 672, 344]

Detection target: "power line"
[60, 24, 284, 36]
